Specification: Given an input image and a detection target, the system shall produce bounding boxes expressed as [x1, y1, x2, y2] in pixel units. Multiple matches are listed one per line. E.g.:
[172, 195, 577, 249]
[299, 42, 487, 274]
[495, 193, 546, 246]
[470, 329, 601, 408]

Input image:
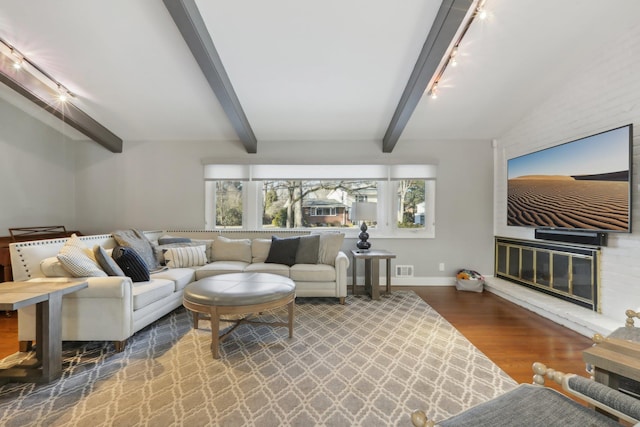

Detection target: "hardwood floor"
[0, 287, 595, 392]
[0, 311, 18, 358]
[399, 286, 595, 397]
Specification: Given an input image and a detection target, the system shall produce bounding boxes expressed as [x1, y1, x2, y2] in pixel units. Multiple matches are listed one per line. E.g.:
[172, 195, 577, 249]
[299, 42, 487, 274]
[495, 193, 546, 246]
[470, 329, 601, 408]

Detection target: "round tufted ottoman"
[183, 272, 296, 359]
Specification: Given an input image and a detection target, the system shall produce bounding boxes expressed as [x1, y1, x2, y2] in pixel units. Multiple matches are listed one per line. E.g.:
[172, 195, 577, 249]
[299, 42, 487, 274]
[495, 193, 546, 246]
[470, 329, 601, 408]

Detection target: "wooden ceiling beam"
[382, 0, 473, 153]
[164, 0, 258, 154]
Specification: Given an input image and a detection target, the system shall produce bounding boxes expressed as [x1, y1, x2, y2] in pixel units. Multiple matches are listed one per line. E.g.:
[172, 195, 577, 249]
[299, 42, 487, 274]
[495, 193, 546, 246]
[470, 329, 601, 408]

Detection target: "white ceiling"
[0, 0, 639, 151]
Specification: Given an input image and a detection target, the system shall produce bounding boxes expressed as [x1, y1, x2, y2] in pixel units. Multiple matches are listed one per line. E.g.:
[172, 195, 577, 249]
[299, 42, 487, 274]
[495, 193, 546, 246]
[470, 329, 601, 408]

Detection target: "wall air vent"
[396, 265, 414, 277]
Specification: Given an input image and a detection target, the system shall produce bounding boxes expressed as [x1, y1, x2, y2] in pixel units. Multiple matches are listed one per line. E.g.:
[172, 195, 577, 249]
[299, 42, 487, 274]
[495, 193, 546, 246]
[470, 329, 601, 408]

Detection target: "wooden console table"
[0, 279, 88, 384]
[351, 249, 396, 300]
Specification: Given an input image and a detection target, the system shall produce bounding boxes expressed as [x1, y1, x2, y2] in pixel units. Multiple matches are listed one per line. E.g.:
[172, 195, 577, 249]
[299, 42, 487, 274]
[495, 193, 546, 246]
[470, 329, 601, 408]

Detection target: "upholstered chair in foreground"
[411, 362, 640, 427]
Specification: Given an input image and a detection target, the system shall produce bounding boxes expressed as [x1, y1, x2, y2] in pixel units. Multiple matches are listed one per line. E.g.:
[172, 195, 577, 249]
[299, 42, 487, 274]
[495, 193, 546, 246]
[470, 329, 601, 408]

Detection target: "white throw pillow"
[163, 245, 207, 268]
[251, 239, 272, 263]
[316, 233, 345, 266]
[57, 234, 107, 277]
[211, 236, 252, 263]
[40, 256, 73, 277]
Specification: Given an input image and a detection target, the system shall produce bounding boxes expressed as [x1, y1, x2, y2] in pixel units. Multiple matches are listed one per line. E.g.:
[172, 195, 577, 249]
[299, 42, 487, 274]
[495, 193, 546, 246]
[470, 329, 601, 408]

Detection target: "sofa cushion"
[163, 245, 207, 268]
[40, 256, 73, 278]
[57, 234, 108, 278]
[94, 245, 126, 276]
[244, 262, 291, 277]
[151, 268, 195, 292]
[194, 261, 249, 280]
[112, 246, 150, 282]
[316, 233, 345, 266]
[112, 229, 159, 270]
[251, 239, 272, 263]
[131, 279, 174, 310]
[290, 263, 336, 282]
[265, 236, 300, 266]
[295, 234, 320, 264]
[211, 236, 252, 263]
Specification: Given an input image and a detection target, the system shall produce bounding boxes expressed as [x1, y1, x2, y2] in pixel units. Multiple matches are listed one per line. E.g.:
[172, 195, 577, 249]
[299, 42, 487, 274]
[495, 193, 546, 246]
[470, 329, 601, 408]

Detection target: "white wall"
[72, 137, 494, 279]
[0, 97, 77, 230]
[494, 23, 640, 323]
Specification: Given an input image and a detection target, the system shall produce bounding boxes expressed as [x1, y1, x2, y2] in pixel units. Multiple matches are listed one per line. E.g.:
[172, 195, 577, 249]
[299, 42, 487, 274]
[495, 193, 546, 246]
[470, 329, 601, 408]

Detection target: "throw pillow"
[112, 229, 159, 271]
[295, 234, 320, 264]
[316, 232, 345, 266]
[163, 245, 207, 268]
[265, 236, 300, 267]
[251, 238, 272, 263]
[154, 241, 208, 266]
[211, 236, 252, 263]
[111, 246, 150, 282]
[94, 245, 125, 276]
[40, 256, 73, 277]
[57, 234, 108, 277]
[158, 236, 192, 245]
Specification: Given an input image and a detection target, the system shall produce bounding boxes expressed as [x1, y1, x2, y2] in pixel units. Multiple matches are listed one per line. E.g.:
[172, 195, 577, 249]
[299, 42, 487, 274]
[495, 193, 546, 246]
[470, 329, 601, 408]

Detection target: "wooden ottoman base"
[183, 273, 296, 359]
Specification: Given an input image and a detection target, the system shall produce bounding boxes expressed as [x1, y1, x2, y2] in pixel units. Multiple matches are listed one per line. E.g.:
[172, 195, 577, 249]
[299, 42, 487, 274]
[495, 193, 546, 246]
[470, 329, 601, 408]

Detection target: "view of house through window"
[205, 164, 435, 236]
[262, 180, 377, 228]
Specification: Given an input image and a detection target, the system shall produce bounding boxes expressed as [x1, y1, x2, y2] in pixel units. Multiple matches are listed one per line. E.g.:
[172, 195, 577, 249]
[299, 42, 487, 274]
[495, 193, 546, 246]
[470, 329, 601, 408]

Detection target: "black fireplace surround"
[495, 237, 600, 312]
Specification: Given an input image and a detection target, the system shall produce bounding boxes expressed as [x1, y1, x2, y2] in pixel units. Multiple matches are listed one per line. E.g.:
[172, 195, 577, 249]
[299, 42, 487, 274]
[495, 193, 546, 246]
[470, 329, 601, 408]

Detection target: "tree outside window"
[397, 180, 426, 228]
[215, 181, 243, 227]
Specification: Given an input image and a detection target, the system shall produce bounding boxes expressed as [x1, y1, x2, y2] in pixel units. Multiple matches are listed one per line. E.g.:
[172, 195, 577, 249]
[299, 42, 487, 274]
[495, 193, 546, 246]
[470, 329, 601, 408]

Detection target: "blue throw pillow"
[112, 246, 150, 282]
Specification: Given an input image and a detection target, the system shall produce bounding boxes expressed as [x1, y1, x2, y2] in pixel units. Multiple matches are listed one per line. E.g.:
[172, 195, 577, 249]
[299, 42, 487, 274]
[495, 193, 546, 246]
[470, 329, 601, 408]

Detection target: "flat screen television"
[507, 124, 633, 232]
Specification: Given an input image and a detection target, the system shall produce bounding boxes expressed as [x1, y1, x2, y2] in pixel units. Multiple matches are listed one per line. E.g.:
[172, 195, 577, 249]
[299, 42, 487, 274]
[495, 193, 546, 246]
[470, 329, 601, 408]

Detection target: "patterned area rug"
[0, 291, 517, 426]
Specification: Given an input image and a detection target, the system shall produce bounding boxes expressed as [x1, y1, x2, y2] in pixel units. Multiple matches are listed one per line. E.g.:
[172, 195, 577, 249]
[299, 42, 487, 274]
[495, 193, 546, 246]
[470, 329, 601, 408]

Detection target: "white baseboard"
[349, 276, 455, 286]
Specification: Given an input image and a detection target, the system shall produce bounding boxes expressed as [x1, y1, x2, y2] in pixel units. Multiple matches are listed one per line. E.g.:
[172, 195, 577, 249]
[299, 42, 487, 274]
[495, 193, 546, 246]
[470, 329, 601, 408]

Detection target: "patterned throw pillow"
[163, 245, 207, 268]
[111, 246, 150, 282]
[57, 234, 107, 277]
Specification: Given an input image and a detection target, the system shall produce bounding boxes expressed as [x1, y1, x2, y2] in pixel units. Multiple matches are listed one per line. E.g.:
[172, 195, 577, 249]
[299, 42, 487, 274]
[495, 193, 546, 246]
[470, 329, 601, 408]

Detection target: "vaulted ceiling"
[0, 0, 638, 154]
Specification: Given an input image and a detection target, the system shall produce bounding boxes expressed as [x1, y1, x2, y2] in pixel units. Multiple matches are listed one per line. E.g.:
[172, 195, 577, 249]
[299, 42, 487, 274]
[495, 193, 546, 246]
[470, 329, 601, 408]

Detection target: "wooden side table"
[582, 332, 640, 393]
[0, 279, 88, 384]
[351, 249, 396, 300]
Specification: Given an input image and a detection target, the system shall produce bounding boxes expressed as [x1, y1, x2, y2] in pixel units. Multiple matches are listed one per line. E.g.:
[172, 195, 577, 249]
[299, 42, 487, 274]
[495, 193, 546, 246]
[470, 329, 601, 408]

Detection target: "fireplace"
[494, 237, 601, 312]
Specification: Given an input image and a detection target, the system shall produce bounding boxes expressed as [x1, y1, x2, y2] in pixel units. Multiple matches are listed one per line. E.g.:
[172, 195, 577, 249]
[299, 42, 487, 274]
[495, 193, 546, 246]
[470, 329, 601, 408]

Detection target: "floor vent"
[396, 265, 414, 277]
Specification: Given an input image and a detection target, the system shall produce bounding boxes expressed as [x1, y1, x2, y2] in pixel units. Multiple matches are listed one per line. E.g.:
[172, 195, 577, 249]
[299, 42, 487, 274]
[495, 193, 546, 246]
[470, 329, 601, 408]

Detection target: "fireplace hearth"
[494, 237, 600, 312]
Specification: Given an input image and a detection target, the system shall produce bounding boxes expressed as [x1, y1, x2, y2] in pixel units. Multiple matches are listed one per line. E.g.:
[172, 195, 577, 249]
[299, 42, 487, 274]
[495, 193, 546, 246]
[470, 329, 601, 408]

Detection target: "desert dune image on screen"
[507, 126, 630, 231]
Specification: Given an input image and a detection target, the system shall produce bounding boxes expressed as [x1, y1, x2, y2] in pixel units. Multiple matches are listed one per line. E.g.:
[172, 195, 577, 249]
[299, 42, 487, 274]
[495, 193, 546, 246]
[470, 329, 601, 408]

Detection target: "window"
[212, 181, 243, 228]
[262, 180, 376, 228]
[396, 180, 426, 228]
[204, 164, 436, 237]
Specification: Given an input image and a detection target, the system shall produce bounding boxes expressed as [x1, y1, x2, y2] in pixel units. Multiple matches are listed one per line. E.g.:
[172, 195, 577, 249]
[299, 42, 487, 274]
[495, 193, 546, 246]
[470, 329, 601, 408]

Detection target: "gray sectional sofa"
[9, 230, 349, 351]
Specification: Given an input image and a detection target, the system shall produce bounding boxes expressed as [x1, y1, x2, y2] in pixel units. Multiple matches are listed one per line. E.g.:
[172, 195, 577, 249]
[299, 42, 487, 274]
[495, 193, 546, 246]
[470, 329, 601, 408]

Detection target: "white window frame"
[204, 164, 436, 238]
